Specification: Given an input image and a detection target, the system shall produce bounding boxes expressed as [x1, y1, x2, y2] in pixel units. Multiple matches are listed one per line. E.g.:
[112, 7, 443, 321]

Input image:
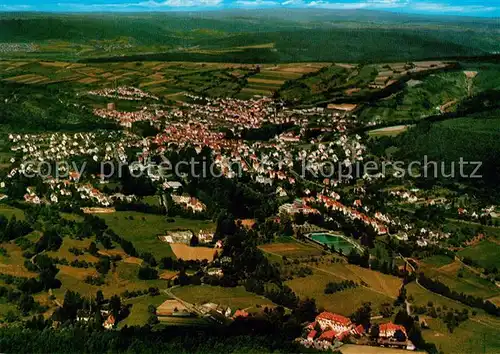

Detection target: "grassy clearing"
[422, 255, 454, 267]
[172, 285, 274, 311]
[45, 237, 99, 263]
[0, 243, 38, 278]
[99, 212, 215, 259]
[52, 261, 165, 299]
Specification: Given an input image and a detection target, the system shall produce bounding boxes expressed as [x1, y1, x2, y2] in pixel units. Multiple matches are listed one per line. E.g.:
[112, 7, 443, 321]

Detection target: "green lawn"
[99, 212, 215, 259]
[172, 285, 274, 311]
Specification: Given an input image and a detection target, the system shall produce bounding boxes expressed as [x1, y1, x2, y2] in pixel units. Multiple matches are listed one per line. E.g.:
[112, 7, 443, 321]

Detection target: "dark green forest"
[0, 10, 499, 63]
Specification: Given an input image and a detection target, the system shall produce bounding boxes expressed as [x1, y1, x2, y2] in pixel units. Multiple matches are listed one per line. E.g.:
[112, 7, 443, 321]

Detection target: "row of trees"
[324, 280, 358, 294]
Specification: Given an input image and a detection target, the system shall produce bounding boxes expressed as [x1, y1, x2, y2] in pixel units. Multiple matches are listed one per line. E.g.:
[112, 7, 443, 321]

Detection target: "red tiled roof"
[307, 330, 317, 339]
[355, 324, 365, 335]
[233, 309, 249, 318]
[316, 312, 351, 326]
[318, 330, 337, 342]
[336, 331, 349, 341]
[380, 322, 406, 336]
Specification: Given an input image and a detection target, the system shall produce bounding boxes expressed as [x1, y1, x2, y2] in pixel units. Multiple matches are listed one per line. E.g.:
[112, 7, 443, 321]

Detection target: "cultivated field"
[156, 299, 188, 316]
[170, 244, 218, 262]
[0, 60, 333, 101]
[367, 125, 411, 137]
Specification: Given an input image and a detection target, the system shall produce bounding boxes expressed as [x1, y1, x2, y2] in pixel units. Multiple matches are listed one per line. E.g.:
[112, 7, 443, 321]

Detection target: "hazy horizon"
[0, 1, 499, 18]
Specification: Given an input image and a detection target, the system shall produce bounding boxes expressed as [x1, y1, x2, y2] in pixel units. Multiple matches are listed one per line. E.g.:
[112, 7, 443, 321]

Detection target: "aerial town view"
[0, 1, 499, 353]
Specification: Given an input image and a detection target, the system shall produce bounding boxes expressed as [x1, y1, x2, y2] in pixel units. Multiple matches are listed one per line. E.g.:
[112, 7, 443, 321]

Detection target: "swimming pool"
[309, 233, 356, 254]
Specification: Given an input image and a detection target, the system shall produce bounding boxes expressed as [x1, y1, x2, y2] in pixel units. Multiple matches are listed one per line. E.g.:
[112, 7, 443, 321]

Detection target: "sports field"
[258, 239, 324, 258]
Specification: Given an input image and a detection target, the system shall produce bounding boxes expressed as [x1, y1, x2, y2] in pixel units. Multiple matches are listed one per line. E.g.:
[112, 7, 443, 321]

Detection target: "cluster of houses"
[0, 43, 37, 53]
[5, 84, 480, 259]
[76, 308, 116, 330]
[87, 86, 159, 101]
[182, 94, 276, 130]
[198, 302, 250, 323]
[21, 176, 136, 207]
[299, 311, 415, 351]
[171, 194, 207, 213]
[158, 230, 194, 244]
[7, 102, 390, 240]
[93, 107, 158, 128]
[300, 312, 364, 350]
[158, 229, 217, 245]
[8, 131, 132, 168]
[309, 194, 388, 235]
[389, 189, 419, 204]
[279, 199, 320, 216]
[458, 205, 498, 221]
